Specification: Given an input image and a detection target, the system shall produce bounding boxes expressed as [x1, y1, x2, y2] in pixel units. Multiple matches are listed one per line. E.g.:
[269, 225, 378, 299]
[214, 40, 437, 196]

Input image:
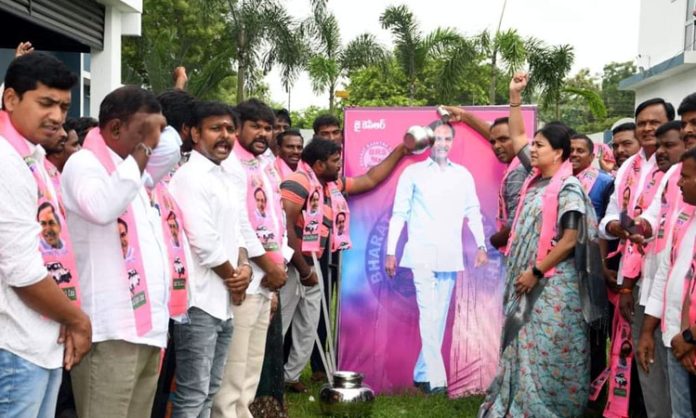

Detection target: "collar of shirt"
[188, 149, 225, 174]
[426, 157, 454, 168]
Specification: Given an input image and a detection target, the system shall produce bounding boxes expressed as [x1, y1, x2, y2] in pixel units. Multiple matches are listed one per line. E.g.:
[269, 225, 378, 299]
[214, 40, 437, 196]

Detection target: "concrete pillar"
[89, 5, 122, 117]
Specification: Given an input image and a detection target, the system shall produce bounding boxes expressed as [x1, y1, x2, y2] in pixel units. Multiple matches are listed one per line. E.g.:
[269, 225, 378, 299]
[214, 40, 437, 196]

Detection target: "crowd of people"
[2, 42, 696, 418]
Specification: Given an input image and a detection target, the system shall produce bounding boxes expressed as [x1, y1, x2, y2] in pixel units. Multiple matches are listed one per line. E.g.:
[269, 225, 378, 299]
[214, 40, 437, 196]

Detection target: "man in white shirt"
[0, 51, 92, 418]
[601, 98, 675, 417]
[213, 99, 288, 418]
[62, 86, 180, 418]
[385, 121, 488, 394]
[168, 101, 254, 418]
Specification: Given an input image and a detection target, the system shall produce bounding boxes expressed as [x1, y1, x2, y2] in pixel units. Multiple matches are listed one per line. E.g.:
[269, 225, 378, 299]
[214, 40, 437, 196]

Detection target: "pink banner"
[338, 106, 537, 396]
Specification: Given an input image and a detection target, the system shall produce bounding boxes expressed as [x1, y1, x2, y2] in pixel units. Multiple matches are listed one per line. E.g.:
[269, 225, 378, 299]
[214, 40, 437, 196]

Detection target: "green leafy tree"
[601, 61, 636, 121]
[122, 0, 235, 99]
[379, 5, 478, 103]
[480, 28, 527, 104]
[226, 0, 305, 103]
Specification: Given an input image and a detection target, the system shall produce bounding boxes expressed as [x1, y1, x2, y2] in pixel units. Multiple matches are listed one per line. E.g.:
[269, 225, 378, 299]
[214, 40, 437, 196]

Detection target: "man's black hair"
[236, 98, 275, 126]
[635, 98, 675, 121]
[491, 117, 509, 129]
[570, 134, 595, 154]
[612, 122, 636, 136]
[4, 52, 77, 101]
[157, 89, 196, 134]
[275, 108, 292, 126]
[678, 92, 696, 117]
[655, 120, 683, 138]
[302, 136, 342, 166]
[312, 114, 341, 133]
[277, 128, 303, 147]
[98, 86, 161, 129]
[64, 116, 98, 144]
[191, 101, 237, 129]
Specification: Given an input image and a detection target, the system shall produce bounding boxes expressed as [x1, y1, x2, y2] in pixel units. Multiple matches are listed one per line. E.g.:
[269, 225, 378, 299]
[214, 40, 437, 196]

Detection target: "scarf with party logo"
[0, 111, 81, 305]
[654, 164, 683, 254]
[576, 165, 600, 196]
[83, 128, 152, 336]
[235, 144, 285, 264]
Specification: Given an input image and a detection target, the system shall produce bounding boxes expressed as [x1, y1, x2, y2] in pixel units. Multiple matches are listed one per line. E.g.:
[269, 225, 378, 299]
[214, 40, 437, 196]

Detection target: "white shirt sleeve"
[462, 171, 486, 248]
[169, 173, 229, 269]
[387, 168, 413, 256]
[145, 126, 183, 187]
[62, 152, 145, 226]
[644, 241, 672, 318]
[0, 153, 47, 287]
[599, 158, 631, 239]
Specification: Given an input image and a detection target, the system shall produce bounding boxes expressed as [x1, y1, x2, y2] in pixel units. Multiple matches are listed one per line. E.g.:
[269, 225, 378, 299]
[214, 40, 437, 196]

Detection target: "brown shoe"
[310, 371, 327, 383]
[285, 381, 308, 393]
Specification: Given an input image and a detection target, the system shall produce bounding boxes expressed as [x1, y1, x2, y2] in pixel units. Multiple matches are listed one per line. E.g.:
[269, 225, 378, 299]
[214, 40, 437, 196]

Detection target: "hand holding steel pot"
[403, 107, 452, 155]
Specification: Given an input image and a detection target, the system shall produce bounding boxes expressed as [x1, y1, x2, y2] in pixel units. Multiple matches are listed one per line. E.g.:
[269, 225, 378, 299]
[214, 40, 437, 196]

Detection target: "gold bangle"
[509, 102, 522, 107]
[619, 288, 632, 294]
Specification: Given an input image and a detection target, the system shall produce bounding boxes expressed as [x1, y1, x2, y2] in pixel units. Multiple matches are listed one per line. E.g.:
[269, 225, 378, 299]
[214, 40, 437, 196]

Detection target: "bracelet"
[531, 265, 544, 279]
[619, 288, 633, 294]
[509, 102, 522, 108]
[300, 268, 314, 281]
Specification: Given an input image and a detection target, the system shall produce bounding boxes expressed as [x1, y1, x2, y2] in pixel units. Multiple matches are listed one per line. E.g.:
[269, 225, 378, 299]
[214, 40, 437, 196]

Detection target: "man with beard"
[442, 107, 532, 249]
[385, 121, 488, 394]
[213, 99, 288, 418]
[168, 101, 252, 418]
[269, 108, 291, 157]
[45, 121, 81, 173]
[601, 98, 676, 418]
[275, 129, 304, 177]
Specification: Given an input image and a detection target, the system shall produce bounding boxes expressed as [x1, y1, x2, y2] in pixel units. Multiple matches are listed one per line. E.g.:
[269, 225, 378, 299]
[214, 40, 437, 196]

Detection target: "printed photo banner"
[339, 106, 537, 397]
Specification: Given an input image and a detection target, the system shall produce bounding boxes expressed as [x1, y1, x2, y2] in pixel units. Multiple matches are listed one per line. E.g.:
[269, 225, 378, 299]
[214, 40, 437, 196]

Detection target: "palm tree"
[226, 0, 305, 103]
[379, 5, 478, 104]
[481, 28, 527, 104]
[305, 2, 386, 111]
[526, 42, 576, 119]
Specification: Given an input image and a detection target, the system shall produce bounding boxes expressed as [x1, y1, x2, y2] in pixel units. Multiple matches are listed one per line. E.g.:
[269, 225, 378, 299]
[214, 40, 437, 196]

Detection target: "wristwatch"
[531, 265, 544, 280]
[683, 328, 696, 345]
[136, 142, 153, 157]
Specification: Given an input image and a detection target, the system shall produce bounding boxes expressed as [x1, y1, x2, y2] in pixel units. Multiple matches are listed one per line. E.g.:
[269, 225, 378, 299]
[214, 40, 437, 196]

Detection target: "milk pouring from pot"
[403, 106, 452, 155]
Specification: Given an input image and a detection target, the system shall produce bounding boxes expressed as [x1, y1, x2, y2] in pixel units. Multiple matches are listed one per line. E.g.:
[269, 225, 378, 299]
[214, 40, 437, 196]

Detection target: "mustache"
[214, 139, 231, 149]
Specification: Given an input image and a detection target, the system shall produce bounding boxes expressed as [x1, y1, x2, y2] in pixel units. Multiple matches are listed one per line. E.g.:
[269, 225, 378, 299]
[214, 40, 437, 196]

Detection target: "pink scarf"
[654, 164, 683, 254]
[576, 166, 600, 195]
[274, 157, 296, 180]
[327, 181, 352, 252]
[234, 145, 285, 264]
[667, 205, 696, 328]
[83, 128, 152, 336]
[603, 296, 633, 418]
[150, 183, 190, 317]
[295, 164, 325, 255]
[506, 160, 573, 277]
[0, 111, 81, 306]
[615, 154, 664, 279]
[496, 157, 522, 230]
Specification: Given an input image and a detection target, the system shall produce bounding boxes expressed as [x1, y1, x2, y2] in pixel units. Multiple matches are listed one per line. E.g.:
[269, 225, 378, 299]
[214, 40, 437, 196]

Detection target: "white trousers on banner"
[212, 294, 270, 418]
[412, 268, 457, 389]
[280, 264, 322, 382]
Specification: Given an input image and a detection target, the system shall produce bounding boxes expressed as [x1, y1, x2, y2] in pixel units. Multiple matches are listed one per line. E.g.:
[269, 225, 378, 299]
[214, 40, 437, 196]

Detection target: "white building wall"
[634, 67, 696, 108]
[637, 0, 688, 69]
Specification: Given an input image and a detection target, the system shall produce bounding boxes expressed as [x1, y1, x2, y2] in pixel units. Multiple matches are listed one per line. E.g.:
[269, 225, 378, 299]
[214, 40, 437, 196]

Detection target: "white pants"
[211, 294, 270, 418]
[412, 268, 457, 389]
[280, 265, 322, 382]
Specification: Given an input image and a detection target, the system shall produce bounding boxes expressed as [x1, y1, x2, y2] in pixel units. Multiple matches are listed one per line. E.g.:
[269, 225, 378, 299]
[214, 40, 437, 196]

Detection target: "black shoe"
[413, 380, 431, 393]
[428, 386, 447, 395]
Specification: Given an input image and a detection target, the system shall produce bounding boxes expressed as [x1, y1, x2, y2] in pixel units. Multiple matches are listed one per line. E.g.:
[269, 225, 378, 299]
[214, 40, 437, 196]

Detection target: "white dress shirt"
[599, 150, 657, 294]
[644, 215, 696, 347]
[169, 151, 249, 321]
[62, 147, 171, 348]
[387, 158, 486, 272]
[222, 152, 285, 298]
[0, 138, 63, 369]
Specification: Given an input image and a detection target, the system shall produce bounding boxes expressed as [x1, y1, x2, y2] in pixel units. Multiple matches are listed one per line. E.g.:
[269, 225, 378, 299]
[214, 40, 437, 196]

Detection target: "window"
[686, 0, 696, 51]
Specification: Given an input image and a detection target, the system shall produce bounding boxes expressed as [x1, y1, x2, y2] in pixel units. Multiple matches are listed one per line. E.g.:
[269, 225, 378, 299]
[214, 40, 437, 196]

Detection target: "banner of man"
[338, 106, 537, 396]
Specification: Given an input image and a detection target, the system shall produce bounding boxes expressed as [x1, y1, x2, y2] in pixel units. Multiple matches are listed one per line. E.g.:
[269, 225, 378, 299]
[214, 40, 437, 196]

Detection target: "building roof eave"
[619, 51, 696, 91]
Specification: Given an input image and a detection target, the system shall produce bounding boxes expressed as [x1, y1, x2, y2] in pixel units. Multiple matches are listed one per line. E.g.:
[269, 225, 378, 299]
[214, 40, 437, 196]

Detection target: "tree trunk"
[236, 22, 247, 104]
[329, 80, 335, 112]
[488, 49, 498, 105]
